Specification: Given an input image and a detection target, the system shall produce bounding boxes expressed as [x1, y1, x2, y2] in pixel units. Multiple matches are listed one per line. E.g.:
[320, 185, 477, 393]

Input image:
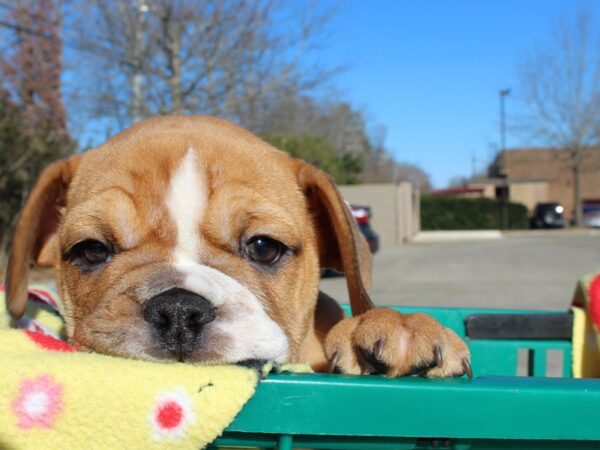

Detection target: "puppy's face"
[6, 116, 372, 365]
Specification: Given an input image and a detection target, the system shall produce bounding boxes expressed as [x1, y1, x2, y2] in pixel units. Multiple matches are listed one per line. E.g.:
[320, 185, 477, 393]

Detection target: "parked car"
[583, 203, 600, 228]
[321, 204, 379, 278]
[351, 205, 379, 253]
[530, 202, 566, 229]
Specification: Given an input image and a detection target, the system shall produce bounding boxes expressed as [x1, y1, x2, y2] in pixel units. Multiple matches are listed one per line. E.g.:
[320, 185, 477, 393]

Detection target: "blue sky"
[322, 0, 600, 187]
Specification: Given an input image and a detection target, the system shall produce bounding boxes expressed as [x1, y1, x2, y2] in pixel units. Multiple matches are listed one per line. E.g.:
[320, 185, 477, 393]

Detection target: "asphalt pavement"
[320, 229, 600, 311]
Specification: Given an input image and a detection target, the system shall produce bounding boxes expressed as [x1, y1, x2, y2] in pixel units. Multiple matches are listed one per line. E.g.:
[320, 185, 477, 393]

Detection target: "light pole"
[499, 89, 510, 153]
[499, 89, 510, 229]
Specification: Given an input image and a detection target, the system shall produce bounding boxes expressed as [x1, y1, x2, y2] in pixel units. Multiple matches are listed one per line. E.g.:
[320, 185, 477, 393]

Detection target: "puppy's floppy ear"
[6, 155, 81, 318]
[296, 161, 374, 316]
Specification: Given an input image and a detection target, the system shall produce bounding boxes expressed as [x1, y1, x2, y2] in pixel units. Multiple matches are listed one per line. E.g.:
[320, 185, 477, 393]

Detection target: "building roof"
[430, 187, 484, 196]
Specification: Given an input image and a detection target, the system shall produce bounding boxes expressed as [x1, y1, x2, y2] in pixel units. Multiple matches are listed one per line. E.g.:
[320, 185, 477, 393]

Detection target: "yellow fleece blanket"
[0, 286, 260, 449]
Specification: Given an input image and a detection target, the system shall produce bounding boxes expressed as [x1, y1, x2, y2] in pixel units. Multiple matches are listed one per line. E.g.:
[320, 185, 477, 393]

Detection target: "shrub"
[421, 196, 529, 230]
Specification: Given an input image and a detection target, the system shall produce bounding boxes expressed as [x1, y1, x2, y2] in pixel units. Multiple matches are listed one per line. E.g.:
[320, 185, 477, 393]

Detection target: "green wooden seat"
[209, 306, 600, 450]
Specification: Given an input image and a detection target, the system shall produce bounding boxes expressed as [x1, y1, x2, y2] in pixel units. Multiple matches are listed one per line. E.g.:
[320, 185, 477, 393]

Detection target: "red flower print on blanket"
[148, 388, 196, 440]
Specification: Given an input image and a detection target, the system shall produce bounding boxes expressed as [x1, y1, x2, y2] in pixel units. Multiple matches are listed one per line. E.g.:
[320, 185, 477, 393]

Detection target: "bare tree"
[65, 0, 339, 136]
[516, 9, 600, 225]
[258, 93, 371, 156]
[255, 92, 433, 187]
[394, 163, 432, 193]
[361, 151, 432, 190]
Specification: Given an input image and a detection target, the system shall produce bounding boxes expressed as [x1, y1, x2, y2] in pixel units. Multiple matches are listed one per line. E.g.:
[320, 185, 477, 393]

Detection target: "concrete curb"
[504, 228, 600, 238]
[411, 230, 503, 243]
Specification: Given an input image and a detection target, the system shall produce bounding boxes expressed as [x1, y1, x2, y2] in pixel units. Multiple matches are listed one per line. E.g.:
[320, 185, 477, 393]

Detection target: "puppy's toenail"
[374, 338, 384, 360]
[328, 350, 340, 373]
[434, 343, 443, 367]
[462, 358, 473, 379]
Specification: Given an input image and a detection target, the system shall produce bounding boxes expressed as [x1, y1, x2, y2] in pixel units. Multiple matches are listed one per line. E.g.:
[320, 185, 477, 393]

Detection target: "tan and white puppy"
[5, 116, 470, 377]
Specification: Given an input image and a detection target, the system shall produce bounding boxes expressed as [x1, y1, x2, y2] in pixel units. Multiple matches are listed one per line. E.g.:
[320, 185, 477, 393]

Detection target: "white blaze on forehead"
[166, 147, 206, 261]
[166, 148, 289, 364]
[175, 260, 290, 363]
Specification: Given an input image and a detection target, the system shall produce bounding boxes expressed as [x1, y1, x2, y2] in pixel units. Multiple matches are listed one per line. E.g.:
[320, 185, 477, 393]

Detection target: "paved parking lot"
[320, 230, 600, 311]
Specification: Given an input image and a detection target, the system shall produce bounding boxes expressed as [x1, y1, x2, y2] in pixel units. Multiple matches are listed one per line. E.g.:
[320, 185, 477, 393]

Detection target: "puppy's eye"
[246, 236, 286, 265]
[68, 240, 112, 267]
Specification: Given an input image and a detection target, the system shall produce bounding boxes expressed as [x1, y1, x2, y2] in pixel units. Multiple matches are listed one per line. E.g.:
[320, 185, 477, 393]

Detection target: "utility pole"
[499, 89, 510, 230]
[500, 89, 510, 153]
[132, 0, 148, 123]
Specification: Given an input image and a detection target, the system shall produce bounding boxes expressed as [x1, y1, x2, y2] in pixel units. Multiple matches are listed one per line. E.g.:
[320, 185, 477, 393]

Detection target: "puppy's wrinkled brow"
[61, 189, 142, 251]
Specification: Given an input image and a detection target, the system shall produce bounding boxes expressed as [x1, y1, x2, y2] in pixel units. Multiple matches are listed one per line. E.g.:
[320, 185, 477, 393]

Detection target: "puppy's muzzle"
[143, 288, 216, 359]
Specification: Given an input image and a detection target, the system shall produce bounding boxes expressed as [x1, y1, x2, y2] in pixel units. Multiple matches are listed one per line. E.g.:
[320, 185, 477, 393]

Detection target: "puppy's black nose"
[143, 288, 215, 358]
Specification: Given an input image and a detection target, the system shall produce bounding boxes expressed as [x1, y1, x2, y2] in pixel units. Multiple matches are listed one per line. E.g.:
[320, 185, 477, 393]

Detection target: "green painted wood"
[224, 373, 600, 441]
[563, 346, 572, 377]
[468, 339, 521, 377]
[533, 349, 547, 376]
[466, 340, 572, 377]
[278, 434, 293, 450]
[211, 306, 592, 448]
[213, 434, 600, 450]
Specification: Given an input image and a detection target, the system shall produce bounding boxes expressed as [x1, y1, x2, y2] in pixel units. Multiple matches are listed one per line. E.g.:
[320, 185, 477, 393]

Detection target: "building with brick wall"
[469, 147, 600, 221]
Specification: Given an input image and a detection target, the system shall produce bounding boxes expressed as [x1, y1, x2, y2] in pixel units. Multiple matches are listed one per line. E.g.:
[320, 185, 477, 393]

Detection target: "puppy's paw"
[324, 308, 471, 378]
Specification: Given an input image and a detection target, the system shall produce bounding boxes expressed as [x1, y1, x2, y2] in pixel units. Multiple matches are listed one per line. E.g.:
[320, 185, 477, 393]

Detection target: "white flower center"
[24, 391, 49, 416]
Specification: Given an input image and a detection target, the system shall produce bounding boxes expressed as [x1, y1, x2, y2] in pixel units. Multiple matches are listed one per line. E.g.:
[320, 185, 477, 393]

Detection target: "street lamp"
[499, 89, 510, 153]
[499, 89, 510, 229]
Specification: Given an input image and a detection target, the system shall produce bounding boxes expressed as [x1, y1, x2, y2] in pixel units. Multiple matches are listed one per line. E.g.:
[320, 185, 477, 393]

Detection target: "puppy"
[5, 116, 470, 377]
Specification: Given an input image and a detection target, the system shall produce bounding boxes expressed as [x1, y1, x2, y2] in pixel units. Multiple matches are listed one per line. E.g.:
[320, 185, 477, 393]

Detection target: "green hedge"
[421, 196, 529, 230]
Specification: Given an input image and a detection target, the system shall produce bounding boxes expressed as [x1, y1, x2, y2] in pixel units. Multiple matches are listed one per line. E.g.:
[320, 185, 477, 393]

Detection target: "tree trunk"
[169, 34, 183, 115]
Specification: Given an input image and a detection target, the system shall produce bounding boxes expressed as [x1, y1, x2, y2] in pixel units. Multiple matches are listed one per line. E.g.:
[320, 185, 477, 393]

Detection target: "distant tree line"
[0, 0, 430, 257]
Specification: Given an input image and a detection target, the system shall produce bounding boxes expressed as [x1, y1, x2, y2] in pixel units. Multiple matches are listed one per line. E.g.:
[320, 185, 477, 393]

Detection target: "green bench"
[210, 306, 600, 450]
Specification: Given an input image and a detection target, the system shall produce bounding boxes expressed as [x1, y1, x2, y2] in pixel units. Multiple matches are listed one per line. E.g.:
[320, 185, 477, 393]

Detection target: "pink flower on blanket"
[12, 374, 64, 430]
[149, 387, 196, 440]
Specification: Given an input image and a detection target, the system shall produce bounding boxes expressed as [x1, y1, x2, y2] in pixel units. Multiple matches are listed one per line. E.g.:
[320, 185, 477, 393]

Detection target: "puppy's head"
[6, 116, 372, 364]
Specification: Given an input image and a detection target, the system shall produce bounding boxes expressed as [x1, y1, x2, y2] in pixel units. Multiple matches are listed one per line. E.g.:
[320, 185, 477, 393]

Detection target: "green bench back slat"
[212, 305, 596, 448]
[223, 373, 600, 440]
